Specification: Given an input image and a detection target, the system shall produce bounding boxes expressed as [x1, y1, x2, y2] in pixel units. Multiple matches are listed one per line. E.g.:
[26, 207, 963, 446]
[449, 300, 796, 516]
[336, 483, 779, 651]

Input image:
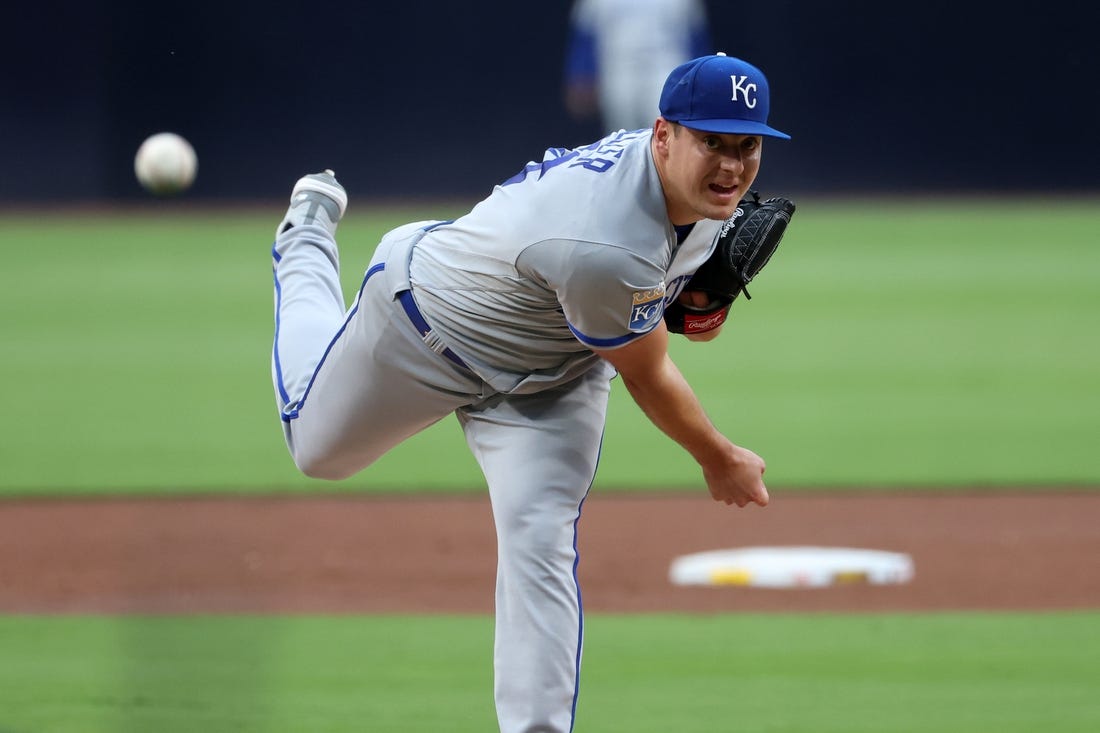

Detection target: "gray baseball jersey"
[409, 128, 721, 392]
[271, 128, 726, 733]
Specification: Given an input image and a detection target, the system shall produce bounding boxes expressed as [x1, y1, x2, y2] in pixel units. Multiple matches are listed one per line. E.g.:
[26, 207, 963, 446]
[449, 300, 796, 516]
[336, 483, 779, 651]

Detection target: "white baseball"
[134, 132, 198, 195]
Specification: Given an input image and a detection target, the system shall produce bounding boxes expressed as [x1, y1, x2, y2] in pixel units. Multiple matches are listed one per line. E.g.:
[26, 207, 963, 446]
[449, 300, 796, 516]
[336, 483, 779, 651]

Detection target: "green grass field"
[1, 197, 1098, 494]
[2, 198, 1098, 732]
[1, 612, 1096, 732]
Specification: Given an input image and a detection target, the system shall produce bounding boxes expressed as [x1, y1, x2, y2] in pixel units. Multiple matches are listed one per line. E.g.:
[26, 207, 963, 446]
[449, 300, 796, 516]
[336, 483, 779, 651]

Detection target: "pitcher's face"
[653, 119, 761, 225]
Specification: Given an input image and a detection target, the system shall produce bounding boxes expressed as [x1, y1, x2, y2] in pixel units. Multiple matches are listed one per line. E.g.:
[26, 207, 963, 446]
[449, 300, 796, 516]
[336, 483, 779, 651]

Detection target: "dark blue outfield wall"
[3, 1, 1098, 202]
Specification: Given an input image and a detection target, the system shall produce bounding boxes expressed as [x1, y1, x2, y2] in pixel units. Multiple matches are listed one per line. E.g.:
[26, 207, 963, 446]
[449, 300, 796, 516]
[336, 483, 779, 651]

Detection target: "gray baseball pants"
[271, 222, 611, 733]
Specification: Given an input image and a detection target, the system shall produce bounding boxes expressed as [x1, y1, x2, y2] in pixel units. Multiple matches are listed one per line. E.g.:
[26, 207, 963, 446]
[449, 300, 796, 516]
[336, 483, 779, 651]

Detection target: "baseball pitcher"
[271, 53, 794, 733]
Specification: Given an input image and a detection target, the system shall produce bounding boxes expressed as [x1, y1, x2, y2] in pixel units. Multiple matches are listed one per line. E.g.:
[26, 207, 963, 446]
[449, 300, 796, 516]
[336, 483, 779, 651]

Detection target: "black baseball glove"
[664, 191, 796, 335]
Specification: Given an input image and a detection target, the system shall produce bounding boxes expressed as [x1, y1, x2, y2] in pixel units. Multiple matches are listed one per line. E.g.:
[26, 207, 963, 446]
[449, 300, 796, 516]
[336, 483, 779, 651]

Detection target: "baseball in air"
[134, 132, 197, 195]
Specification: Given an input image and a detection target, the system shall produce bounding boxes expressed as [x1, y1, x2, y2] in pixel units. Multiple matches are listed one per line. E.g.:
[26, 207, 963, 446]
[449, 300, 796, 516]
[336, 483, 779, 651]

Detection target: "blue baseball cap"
[659, 53, 790, 140]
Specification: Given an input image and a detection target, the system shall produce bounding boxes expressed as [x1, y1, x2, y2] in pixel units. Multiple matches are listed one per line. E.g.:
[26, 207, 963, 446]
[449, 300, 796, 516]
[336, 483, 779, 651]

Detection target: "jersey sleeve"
[518, 239, 667, 350]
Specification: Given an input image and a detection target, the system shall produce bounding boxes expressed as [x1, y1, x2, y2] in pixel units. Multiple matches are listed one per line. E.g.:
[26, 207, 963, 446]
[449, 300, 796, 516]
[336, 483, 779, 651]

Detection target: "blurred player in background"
[563, 0, 711, 132]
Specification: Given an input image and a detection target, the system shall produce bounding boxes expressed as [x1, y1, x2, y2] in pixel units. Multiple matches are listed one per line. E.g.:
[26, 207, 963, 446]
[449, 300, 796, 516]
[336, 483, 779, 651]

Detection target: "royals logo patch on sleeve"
[628, 283, 666, 332]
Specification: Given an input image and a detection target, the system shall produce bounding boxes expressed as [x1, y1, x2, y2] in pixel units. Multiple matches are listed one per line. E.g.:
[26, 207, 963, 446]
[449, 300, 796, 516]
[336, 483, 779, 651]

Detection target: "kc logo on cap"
[659, 53, 790, 140]
[731, 75, 757, 109]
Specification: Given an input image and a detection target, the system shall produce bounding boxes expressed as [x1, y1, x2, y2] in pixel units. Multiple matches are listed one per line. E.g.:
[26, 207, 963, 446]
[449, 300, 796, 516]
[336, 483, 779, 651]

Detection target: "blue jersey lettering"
[501, 129, 647, 186]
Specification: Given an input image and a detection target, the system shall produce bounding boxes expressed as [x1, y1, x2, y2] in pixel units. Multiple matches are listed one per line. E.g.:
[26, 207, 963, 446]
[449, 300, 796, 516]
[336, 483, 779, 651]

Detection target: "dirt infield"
[2, 490, 1098, 614]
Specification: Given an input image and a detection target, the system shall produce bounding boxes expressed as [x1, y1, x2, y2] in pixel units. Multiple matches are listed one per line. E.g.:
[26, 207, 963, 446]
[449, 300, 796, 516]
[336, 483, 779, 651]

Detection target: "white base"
[669, 546, 914, 588]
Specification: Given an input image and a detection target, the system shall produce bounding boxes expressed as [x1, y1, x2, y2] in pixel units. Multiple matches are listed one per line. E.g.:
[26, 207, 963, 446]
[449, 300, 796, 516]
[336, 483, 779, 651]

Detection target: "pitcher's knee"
[292, 446, 357, 481]
[499, 517, 576, 571]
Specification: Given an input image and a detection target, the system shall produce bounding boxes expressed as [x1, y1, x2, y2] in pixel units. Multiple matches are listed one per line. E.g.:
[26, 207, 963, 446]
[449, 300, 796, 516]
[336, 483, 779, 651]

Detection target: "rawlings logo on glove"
[684, 309, 729, 333]
[664, 190, 796, 335]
